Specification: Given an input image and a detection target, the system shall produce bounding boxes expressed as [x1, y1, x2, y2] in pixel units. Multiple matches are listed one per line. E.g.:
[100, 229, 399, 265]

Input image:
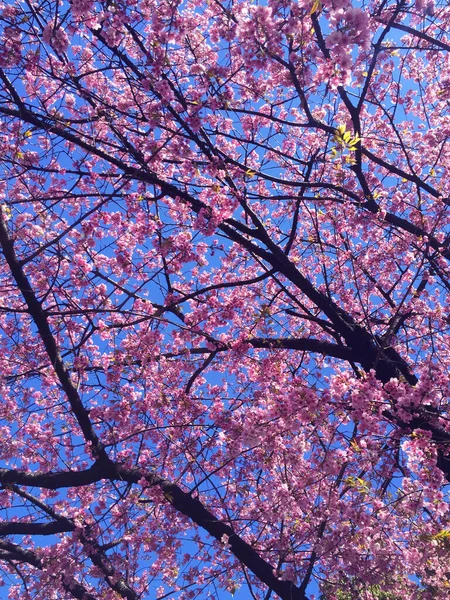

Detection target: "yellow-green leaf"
[310, 0, 322, 15]
[432, 529, 450, 541]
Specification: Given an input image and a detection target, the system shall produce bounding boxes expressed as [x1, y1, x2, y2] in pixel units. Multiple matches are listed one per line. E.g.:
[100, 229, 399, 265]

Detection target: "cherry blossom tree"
[1, 0, 450, 598]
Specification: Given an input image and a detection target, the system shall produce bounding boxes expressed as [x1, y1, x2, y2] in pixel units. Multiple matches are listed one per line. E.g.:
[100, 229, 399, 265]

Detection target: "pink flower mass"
[1, 0, 450, 598]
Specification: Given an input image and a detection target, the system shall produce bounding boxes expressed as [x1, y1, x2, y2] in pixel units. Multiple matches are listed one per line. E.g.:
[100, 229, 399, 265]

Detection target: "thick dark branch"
[0, 210, 107, 462]
[248, 337, 356, 361]
[0, 540, 97, 600]
[0, 463, 104, 489]
[0, 521, 70, 536]
[118, 465, 307, 600]
[387, 21, 450, 52]
[181, 337, 355, 362]
[0, 540, 42, 569]
[361, 146, 440, 199]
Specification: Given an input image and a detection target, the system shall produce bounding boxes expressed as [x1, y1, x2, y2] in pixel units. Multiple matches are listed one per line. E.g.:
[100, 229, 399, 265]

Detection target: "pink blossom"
[42, 23, 69, 53]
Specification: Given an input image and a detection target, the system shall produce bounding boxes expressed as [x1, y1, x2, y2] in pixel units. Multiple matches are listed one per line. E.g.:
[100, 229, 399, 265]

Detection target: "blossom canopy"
[1, 0, 450, 599]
